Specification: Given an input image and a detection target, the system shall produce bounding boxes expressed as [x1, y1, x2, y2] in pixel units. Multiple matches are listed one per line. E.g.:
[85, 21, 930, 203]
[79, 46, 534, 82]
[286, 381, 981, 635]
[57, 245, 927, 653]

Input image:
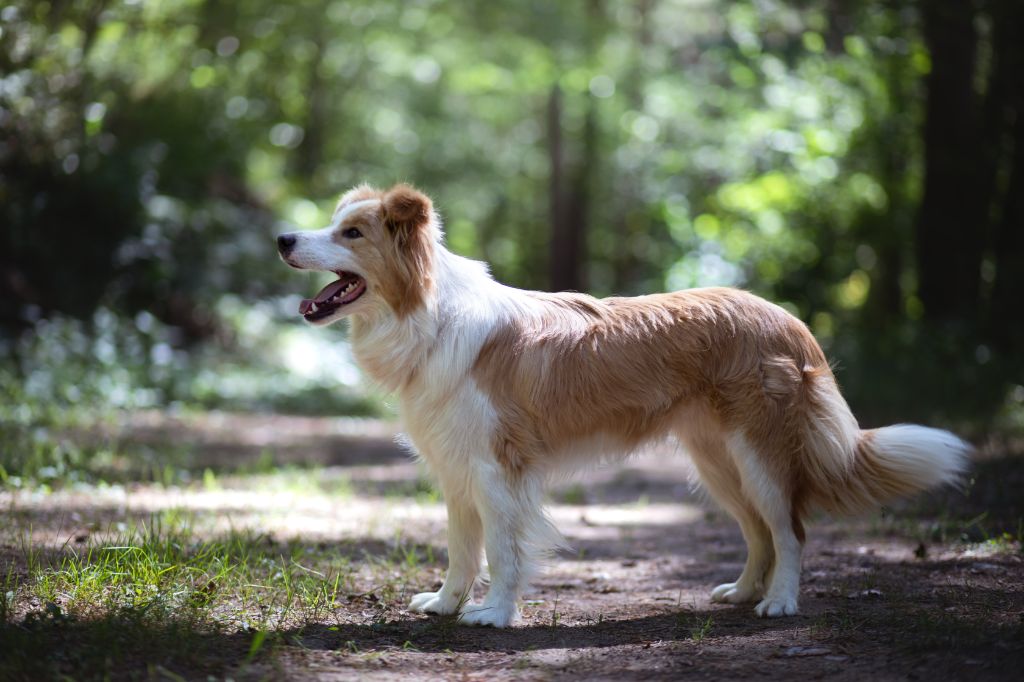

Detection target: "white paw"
[458, 602, 519, 628]
[408, 591, 460, 615]
[754, 594, 799, 617]
[711, 581, 759, 604]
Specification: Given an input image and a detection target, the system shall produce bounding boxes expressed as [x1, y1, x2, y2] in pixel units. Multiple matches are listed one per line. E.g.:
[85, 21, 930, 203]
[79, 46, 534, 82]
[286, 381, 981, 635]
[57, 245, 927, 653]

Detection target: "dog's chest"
[397, 365, 497, 474]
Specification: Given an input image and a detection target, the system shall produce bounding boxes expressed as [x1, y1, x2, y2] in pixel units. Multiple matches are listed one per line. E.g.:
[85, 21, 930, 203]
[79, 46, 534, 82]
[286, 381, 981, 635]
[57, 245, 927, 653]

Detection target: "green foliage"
[0, 515, 372, 679]
[1, 0, 925, 298]
[0, 302, 382, 486]
[1, 0, 1021, 441]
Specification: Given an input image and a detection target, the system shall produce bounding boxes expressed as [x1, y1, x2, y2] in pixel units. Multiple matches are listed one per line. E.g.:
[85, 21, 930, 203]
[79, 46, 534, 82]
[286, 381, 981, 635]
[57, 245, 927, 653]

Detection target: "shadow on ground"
[4, 574, 1021, 682]
[2, 413, 1023, 680]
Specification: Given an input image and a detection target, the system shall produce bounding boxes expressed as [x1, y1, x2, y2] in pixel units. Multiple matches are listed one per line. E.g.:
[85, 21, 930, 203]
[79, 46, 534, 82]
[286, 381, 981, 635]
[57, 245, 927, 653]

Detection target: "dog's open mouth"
[299, 272, 366, 320]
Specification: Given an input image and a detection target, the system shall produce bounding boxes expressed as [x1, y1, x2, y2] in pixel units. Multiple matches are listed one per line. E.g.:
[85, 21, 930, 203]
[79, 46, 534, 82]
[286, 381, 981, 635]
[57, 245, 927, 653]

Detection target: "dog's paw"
[408, 591, 459, 615]
[458, 602, 519, 628]
[711, 581, 759, 604]
[754, 594, 799, 617]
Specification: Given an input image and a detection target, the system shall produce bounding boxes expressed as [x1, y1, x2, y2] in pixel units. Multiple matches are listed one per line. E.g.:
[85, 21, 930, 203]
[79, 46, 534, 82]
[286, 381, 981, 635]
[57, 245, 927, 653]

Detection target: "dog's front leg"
[409, 492, 482, 615]
[458, 463, 541, 628]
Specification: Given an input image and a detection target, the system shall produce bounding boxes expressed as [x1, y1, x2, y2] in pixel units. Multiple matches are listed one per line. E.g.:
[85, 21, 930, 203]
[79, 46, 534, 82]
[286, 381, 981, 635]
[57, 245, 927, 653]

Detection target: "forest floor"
[1, 411, 1022, 681]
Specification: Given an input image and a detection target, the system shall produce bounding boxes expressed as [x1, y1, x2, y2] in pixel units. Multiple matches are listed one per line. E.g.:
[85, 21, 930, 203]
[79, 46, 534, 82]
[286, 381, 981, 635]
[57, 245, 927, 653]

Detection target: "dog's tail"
[800, 375, 972, 516]
[831, 425, 971, 513]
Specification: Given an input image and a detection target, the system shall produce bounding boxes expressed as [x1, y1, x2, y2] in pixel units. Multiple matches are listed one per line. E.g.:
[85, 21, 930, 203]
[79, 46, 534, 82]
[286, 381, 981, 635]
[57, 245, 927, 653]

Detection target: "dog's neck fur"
[348, 241, 507, 394]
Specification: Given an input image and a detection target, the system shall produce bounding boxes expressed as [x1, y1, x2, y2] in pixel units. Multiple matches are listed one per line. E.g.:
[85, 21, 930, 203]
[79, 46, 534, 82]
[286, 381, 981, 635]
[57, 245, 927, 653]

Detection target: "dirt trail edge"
[1, 411, 1021, 681]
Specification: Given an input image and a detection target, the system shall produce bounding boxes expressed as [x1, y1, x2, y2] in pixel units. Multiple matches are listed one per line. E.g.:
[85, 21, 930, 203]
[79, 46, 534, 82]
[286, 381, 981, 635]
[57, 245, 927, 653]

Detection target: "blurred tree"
[898, 0, 1024, 418]
[916, 0, 1023, 335]
[0, 0, 1021, 425]
[0, 0, 279, 338]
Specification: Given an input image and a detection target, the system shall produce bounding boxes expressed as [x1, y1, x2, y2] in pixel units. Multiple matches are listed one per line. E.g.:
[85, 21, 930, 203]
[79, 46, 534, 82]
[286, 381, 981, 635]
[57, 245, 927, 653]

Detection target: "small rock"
[805, 570, 829, 583]
[781, 646, 831, 657]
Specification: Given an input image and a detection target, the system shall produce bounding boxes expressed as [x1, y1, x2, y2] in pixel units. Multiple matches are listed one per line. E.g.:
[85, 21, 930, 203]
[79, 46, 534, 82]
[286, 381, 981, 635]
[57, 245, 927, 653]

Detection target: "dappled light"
[3, 431, 1021, 679]
[2, 0, 1023, 679]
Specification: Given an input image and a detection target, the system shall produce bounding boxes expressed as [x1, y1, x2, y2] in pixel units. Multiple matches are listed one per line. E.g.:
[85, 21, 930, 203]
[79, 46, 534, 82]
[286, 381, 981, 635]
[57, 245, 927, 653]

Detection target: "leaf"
[247, 629, 268, 662]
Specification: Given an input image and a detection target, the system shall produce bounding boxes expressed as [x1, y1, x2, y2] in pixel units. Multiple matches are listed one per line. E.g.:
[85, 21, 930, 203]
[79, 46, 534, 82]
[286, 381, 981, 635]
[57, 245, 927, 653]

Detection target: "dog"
[277, 183, 971, 627]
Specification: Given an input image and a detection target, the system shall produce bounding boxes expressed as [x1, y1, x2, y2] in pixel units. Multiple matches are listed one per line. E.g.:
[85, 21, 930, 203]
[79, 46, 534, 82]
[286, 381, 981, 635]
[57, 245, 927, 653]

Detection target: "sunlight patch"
[280, 328, 361, 386]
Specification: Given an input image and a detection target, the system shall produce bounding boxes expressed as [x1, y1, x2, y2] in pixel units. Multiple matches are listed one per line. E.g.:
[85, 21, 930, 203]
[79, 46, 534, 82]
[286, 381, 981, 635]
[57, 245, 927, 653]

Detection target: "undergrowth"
[0, 512, 435, 680]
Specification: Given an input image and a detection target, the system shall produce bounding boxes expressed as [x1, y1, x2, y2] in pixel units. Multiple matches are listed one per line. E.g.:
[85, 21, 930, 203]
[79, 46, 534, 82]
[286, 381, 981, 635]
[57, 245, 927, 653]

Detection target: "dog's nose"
[277, 233, 297, 255]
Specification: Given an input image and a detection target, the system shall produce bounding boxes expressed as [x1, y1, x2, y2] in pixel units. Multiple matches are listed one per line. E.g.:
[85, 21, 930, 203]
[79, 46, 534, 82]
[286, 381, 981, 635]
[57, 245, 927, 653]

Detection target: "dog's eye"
[342, 227, 363, 239]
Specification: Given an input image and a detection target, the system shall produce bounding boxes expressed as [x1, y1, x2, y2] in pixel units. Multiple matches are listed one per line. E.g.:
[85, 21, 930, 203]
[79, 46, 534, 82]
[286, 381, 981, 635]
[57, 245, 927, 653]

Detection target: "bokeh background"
[2, 0, 1023, 487]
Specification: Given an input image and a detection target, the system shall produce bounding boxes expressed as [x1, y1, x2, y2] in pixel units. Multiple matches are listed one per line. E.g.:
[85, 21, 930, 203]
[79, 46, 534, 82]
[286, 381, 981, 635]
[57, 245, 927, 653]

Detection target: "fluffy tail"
[816, 424, 972, 515]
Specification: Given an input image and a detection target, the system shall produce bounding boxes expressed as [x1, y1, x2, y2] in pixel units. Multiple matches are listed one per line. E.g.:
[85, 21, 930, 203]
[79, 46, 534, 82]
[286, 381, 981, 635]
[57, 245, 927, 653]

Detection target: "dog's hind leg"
[710, 504, 773, 604]
[727, 433, 804, 617]
[679, 422, 774, 604]
[408, 491, 482, 615]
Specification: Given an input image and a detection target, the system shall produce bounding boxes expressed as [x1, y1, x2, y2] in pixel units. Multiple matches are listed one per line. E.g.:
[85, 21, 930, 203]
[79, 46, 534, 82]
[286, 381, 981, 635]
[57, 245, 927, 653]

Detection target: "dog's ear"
[378, 184, 436, 317]
[382, 184, 432, 246]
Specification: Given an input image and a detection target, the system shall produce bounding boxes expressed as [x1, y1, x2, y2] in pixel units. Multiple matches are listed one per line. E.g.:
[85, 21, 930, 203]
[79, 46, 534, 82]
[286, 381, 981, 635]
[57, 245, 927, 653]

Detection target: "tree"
[916, 0, 1024, 343]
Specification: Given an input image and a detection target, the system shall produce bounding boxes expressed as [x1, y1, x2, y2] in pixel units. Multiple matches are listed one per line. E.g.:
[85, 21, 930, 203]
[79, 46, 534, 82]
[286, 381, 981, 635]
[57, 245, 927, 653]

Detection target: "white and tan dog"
[277, 183, 970, 627]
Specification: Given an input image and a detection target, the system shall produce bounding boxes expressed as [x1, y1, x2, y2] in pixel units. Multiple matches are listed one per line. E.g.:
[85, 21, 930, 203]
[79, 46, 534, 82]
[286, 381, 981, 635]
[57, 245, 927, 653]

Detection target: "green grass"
[0, 512, 438, 680]
[673, 598, 715, 644]
[688, 614, 714, 643]
[557, 484, 588, 505]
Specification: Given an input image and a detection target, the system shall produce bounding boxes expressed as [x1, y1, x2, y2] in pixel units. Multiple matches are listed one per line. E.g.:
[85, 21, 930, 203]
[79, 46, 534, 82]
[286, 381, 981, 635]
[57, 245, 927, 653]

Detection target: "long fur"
[277, 184, 972, 626]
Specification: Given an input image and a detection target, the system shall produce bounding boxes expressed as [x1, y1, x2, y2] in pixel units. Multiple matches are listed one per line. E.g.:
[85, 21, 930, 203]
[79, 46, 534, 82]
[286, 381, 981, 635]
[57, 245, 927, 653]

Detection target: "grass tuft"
[0, 511, 436, 680]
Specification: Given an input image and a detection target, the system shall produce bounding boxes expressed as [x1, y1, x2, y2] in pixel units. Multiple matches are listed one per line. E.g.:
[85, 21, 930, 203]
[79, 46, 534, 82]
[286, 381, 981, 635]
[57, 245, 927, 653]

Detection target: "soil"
[3, 410, 1023, 680]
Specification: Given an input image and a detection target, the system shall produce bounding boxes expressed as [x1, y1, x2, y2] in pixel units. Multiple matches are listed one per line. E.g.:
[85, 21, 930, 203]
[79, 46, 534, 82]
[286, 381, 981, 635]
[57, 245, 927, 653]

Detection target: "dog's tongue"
[299, 279, 349, 315]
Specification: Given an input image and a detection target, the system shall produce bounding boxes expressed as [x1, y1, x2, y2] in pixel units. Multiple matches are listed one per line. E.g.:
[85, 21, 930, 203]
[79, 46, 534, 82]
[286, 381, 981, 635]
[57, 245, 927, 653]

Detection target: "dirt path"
[2, 411, 1022, 680]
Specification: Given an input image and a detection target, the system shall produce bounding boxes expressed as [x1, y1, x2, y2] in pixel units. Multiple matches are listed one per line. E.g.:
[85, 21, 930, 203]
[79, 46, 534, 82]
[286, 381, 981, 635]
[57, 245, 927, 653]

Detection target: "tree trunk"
[915, 0, 984, 323]
[984, 0, 1024, 347]
[609, 0, 651, 293]
[547, 0, 606, 293]
[547, 84, 576, 291]
[561, 96, 598, 293]
[989, 60, 1024, 348]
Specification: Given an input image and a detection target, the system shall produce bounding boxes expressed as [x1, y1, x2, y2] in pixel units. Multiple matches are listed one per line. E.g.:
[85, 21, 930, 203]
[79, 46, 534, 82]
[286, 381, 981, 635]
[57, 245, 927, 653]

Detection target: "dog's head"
[277, 183, 438, 325]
